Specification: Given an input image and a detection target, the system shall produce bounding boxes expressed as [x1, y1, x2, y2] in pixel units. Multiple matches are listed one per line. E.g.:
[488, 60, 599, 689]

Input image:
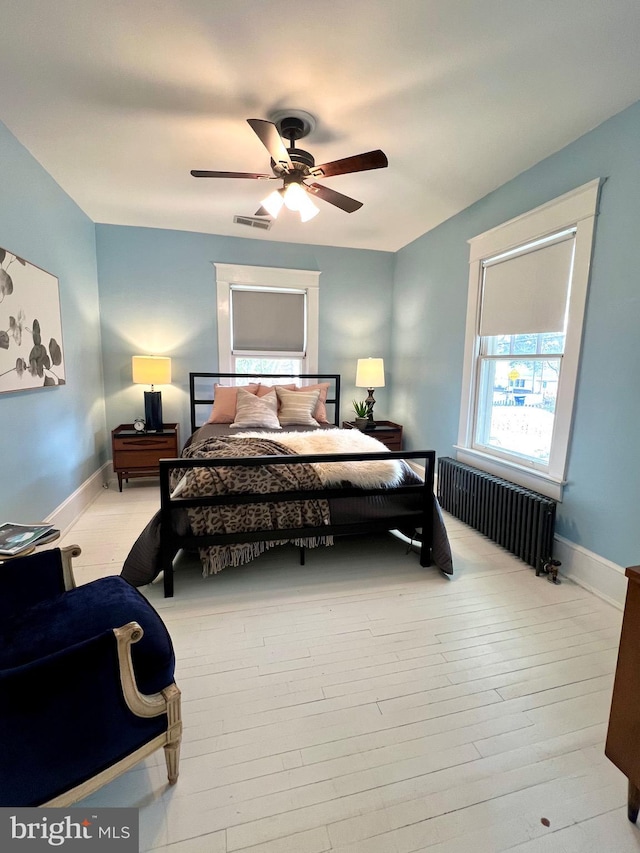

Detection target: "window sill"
[453, 446, 565, 501]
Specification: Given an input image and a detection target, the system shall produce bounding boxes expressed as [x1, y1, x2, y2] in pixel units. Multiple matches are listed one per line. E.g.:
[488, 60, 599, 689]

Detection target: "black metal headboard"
[189, 372, 341, 434]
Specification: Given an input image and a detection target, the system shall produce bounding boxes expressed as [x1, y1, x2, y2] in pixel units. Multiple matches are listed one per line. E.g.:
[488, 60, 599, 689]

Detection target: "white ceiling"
[2, 1, 640, 252]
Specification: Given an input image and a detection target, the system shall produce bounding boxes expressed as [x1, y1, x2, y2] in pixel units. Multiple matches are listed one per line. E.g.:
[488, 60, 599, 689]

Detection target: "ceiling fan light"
[298, 195, 320, 222]
[283, 182, 306, 211]
[261, 189, 285, 218]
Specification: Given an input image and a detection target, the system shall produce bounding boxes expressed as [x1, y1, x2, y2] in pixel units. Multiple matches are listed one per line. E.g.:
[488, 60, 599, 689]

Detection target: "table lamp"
[132, 355, 171, 432]
[355, 357, 385, 424]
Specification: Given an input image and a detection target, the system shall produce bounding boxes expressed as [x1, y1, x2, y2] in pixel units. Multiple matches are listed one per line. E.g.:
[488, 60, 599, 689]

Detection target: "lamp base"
[144, 390, 163, 432]
[365, 388, 377, 425]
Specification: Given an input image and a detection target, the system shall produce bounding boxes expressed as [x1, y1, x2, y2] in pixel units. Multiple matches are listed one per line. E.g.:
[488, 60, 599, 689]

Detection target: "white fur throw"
[233, 428, 405, 488]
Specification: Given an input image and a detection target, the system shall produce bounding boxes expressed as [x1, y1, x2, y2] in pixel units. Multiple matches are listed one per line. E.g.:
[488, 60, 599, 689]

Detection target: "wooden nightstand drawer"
[371, 430, 402, 451]
[113, 434, 177, 453]
[342, 420, 403, 451]
[114, 447, 173, 468]
[111, 424, 179, 491]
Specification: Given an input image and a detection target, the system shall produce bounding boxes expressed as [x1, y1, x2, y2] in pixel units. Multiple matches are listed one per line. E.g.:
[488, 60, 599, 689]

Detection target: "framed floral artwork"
[0, 246, 66, 393]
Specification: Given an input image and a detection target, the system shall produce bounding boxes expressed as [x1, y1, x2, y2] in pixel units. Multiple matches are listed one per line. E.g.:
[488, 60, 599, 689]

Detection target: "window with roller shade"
[215, 263, 320, 376]
[229, 286, 306, 374]
[456, 180, 602, 498]
[474, 231, 574, 466]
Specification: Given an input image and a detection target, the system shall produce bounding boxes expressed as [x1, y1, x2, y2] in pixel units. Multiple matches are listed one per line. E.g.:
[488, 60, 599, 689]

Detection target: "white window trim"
[215, 262, 320, 373]
[456, 178, 603, 501]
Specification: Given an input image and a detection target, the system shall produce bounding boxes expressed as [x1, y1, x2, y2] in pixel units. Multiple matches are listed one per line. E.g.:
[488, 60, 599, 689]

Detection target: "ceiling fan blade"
[247, 119, 292, 171]
[310, 149, 388, 178]
[190, 170, 275, 179]
[304, 182, 363, 213]
[254, 206, 271, 217]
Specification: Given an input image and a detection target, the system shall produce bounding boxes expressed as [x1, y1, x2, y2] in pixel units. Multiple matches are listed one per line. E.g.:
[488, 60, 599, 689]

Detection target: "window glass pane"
[483, 332, 565, 357]
[234, 356, 303, 376]
[493, 336, 511, 355]
[511, 334, 538, 355]
[475, 357, 562, 464]
[540, 332, 565, 353]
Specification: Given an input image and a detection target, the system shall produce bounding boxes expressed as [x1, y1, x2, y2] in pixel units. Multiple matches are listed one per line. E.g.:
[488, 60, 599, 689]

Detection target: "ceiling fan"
[190, 112, 388, 222]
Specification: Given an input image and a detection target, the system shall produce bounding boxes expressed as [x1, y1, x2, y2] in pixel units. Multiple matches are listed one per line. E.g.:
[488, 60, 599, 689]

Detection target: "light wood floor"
[58, 479, 640, 852]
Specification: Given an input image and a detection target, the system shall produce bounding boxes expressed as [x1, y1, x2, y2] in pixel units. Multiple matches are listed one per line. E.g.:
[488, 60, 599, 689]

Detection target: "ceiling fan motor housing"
[277, 115, 310, 142]
[272, 116, 316, 176]
[288, 148, 315, 168]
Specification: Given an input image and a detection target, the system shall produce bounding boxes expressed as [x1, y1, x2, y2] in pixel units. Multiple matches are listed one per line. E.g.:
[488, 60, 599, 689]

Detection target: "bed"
[121, 373, 453, 597]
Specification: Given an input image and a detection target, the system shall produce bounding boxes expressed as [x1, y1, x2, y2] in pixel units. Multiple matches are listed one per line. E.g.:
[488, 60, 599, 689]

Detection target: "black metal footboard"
[158, 449, 436, 597]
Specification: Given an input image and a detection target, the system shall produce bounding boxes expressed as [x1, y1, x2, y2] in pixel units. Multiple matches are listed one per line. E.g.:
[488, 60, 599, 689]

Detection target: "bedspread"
[175, 435, 332, 575]
[121, 430, 453, 589]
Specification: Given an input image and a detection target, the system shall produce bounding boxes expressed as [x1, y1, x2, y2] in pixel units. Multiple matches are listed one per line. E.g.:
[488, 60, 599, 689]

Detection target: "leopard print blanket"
[173, 435, 332, 576]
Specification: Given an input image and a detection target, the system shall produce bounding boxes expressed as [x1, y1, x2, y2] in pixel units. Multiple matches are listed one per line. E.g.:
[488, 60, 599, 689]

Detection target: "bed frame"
[189, 372, 342, 432]
[157, 373, 437, 597]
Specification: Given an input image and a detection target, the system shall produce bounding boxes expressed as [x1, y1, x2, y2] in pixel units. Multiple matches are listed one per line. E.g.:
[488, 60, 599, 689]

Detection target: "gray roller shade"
[480, 232, 575, 337]
[231, 288, 306, 354]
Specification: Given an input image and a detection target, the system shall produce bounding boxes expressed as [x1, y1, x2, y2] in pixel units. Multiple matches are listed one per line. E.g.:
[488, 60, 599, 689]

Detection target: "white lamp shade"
[297, 193, 320, 221]
[283, 182, 305, 211]
[132, 356, 172, 386]
[261, 189, 285, 218]
[356, 357, 385, 388]
[261, 184, 319, 222]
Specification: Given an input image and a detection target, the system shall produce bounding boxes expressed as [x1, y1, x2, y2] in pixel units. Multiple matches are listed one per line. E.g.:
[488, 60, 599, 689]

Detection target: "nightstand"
[111, 424, 180, 491]
[342, 419, 403, 451]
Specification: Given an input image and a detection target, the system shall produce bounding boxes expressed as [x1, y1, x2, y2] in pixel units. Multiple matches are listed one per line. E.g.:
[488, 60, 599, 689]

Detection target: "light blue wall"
[0, 120, 106, 523]
[5, 95, 640, 571]
[95, 225, 394, 441]
[391, 100, 640, 568]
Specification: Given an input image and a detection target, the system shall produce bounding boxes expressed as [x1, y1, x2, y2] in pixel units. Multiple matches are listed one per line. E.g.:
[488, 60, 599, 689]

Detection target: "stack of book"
[0, 523, 60, 557]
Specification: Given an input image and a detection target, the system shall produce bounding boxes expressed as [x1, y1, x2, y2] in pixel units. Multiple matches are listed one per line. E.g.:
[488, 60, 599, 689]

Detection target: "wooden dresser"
[605, 564, 640, 823]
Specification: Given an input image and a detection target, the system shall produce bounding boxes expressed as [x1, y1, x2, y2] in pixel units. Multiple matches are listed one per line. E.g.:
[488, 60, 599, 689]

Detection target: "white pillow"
[230, 387, 281, 429]
[276, 386, 321, 426]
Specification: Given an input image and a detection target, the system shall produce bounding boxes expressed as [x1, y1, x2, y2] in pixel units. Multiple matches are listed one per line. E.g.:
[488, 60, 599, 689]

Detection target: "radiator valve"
[540, 558, 562, 584]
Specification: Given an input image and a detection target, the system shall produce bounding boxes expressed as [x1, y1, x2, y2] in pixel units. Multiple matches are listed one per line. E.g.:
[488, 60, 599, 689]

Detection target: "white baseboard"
[553, 534, 627, 610]
[43, 462, 627, 611]
[44, 462, 111, 538]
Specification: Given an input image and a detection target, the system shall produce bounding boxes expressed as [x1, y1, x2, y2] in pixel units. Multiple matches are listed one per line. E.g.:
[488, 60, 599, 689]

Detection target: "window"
[231, 287, 306, 375]
[215, 263, 320, 376]
[457, 179, 602, 500]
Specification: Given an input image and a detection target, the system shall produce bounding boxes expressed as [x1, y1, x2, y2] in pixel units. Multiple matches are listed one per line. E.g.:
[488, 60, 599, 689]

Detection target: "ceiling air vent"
[233, 215, 272, 231]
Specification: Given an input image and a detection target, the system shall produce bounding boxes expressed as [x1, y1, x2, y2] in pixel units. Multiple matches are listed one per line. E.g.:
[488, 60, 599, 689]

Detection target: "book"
[0, 522, 55, 556]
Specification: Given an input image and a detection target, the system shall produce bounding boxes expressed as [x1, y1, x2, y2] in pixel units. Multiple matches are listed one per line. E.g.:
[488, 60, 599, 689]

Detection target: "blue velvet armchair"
[0, 545, 181, 806]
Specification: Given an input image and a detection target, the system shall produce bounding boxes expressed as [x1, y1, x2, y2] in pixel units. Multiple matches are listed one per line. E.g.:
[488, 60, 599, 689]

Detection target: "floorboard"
[56, 479, 639, 852]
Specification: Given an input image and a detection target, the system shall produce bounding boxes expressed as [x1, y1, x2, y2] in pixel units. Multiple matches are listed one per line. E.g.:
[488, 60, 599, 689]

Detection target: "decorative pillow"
[276, 386, 321, 426]
[206, 384, 259, 424]
[230, 387, 281, 430]
[293, 382, 330, 424]
[255, 383, 296, 403]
